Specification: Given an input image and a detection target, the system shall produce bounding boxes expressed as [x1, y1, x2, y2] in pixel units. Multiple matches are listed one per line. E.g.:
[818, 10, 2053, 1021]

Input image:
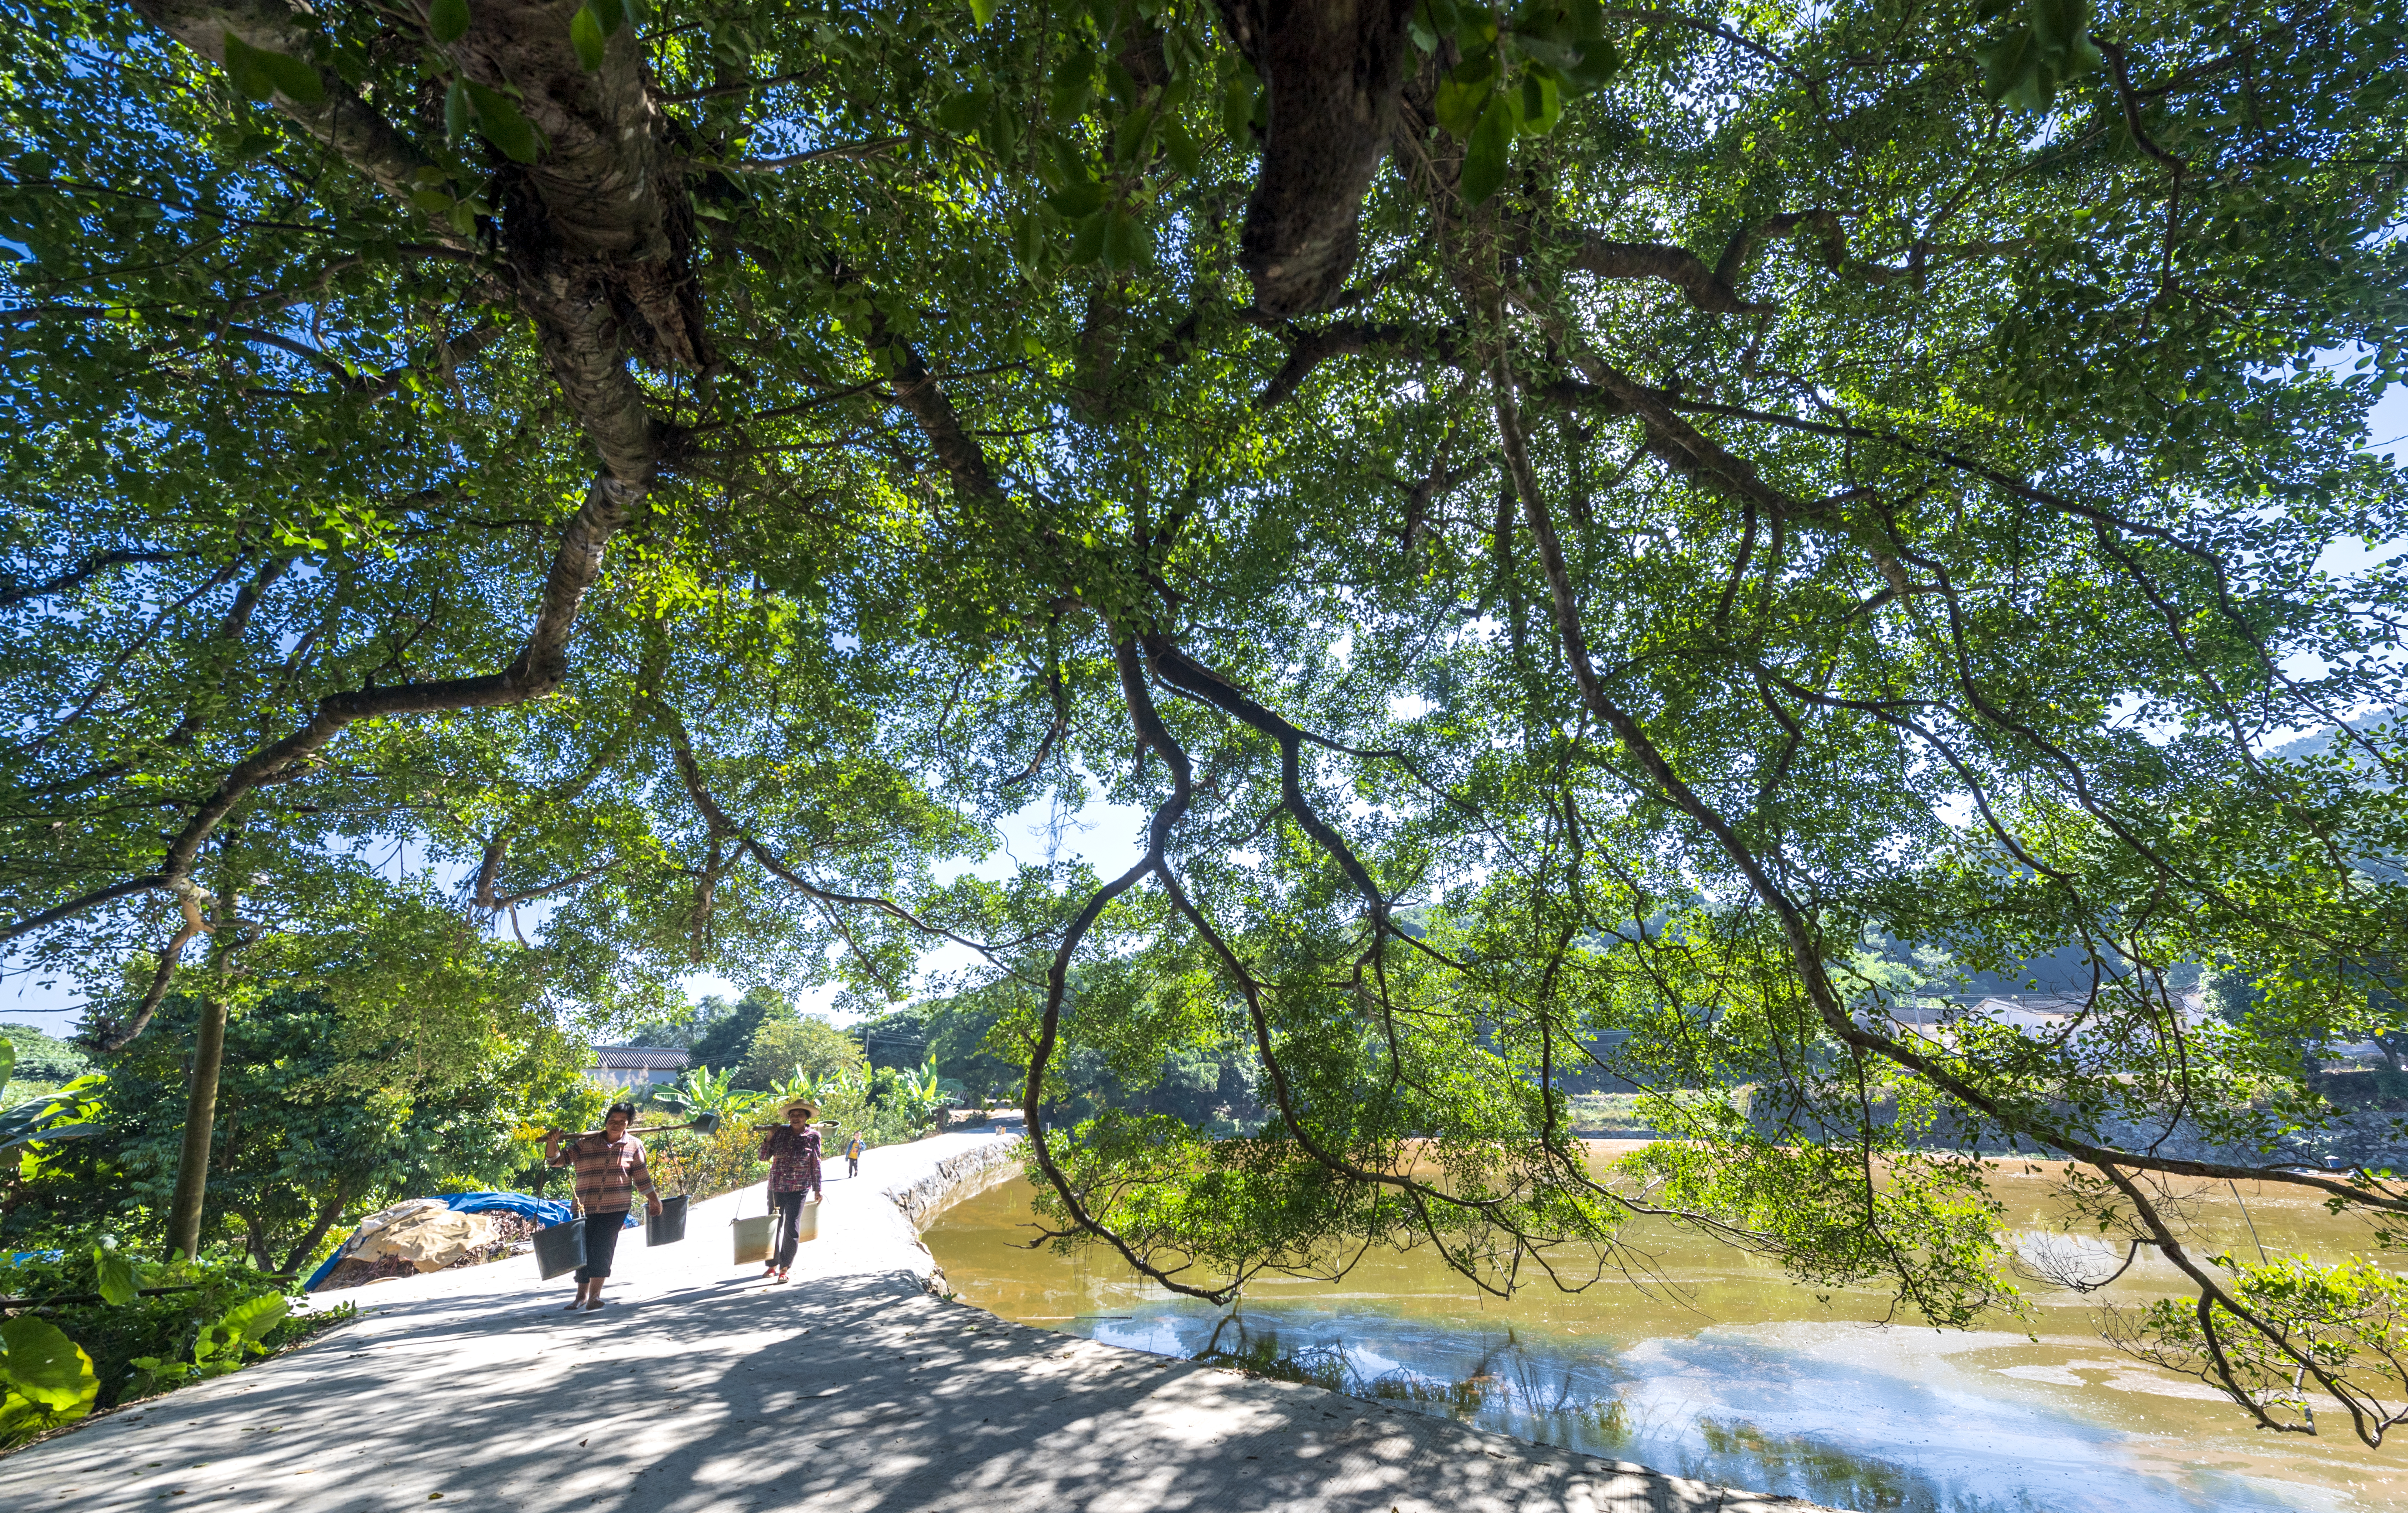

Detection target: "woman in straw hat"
[756, 1101, 822, 1282]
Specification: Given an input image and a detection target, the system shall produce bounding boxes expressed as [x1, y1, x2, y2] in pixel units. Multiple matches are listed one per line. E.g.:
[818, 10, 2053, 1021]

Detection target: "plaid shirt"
[548, 1131, 656, 1213]
[759, 1125, 822, 1193]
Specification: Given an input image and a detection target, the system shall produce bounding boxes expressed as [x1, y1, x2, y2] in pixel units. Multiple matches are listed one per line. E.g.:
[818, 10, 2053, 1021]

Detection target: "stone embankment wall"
[876, 1135, 1025, 1293]
[883, 1135, 1025, 1229]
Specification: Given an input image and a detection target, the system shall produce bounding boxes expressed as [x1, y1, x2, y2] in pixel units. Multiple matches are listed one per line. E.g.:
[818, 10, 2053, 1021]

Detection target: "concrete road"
[0, 1132, 1839, 1513]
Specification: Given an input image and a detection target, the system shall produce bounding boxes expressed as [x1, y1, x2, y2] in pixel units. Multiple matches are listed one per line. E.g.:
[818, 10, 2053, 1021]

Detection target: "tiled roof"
[591, 1046, 690, 1070]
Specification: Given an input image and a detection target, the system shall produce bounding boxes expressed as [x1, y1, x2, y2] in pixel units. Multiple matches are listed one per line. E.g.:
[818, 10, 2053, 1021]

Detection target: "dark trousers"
[771, 1189, 814, 1269]
[574, 1210, 627, 1281]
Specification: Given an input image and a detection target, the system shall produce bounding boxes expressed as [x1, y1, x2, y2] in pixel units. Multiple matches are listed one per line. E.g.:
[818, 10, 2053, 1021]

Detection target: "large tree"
[3, 0, 2405, 1441]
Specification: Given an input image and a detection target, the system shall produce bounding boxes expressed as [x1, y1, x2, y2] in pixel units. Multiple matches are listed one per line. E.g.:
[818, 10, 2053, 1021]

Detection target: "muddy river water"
[920, 1152, 2405, 1512]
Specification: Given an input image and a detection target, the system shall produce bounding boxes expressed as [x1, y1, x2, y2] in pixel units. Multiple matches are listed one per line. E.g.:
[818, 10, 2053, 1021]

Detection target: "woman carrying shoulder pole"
[544, 1102, 663, 1311]
[757, 1101, 822, 1283]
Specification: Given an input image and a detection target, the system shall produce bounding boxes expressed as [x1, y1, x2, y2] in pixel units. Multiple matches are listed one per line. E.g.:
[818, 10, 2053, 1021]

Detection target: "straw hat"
[783, 1101, 819, 1120]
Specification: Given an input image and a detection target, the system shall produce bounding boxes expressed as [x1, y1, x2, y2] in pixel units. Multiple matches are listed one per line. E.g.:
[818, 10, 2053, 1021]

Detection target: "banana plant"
[888, 1055, 953, 1130]
[766, 1063, 824, 1107]
[897, 1056, 946, 1111]
[648, 1063, 763, 1121]
[783, 1063, 867, 1107]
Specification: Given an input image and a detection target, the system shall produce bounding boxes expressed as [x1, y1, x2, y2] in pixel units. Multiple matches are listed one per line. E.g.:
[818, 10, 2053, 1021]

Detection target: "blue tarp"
[306, 1191, 630, 1290]
[437, 1190, 575, 1227]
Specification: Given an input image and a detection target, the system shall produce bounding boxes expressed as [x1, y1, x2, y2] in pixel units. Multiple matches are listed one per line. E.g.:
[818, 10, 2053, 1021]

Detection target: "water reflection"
[923, 1171, 2400, 1512]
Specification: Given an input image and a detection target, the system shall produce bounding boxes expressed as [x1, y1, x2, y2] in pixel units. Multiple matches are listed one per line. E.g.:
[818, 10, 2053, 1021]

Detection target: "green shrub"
[0, 1233, 349, 1429]
[646, 1120, 768, 1199]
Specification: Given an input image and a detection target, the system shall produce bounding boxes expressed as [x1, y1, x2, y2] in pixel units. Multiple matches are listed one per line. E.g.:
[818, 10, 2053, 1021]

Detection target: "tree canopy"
[3, 0, 2406, 1441]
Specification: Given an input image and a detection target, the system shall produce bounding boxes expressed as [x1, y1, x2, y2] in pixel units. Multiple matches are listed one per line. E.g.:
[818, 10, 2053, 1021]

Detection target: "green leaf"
[466, 82, 544, 163]
[0, 1039, 14, 1091]
[429, 0, 473, 44]
[1511, 69, 1562, 137]
[258, 48, 324, 106]
[1433, 56, 1498, 140]
[967, 0, 996, 24]
[1508, 1, 1585, 72]
[1047, 134, 1091, 193]
[1100, 207, 1147, 271]
[218, 1293, 290, 1347]
[1112, 105, 1156, 167]
[444, 78, 473, 141]
[1048, 176, 1106, 219]
[93, 1239, 139, 1306]
[218, 33, 271, 100]
[1977, 0, 2101, 113]
[570, 4, 607, 71]
[1460, 94, 1514, 205]
[1562, 36, 1620, 96]
[1977, 29, 2040, 106]
[1050, 48, 1097, 119]
[0, 1317, 98, 1417]
[978, 97, 1022, 161]
[1220, 66, 1256, 143]
[936, 87, 990, 134]
[1159, 115, 1202, 180]
[2030, 0, 2083, 53]
[1068, 207, 1109, 266]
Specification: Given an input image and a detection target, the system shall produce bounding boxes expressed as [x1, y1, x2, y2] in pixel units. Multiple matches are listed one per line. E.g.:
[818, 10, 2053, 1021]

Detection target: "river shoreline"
[0, 1130, 1838, 1512]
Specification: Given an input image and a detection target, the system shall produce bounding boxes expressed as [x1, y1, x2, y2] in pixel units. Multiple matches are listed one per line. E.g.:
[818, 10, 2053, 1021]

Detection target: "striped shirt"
[548, 1132, 656, 1213]
[759, 1125, 822, 1192]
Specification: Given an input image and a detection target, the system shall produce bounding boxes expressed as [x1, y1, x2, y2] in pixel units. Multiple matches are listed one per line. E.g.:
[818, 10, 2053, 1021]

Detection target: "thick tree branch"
[1254, 318, 1462, 407]
[0, 549, 181, 609]
[867, 310, 1000, 498]
[126, 0, 471, 251]
[1213, 0, 1419, 315]
[4, 479, 636, 965]
[1569, 234, 1773, 314]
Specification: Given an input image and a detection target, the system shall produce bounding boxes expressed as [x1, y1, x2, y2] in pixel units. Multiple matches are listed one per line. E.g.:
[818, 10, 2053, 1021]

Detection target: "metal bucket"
[731, 1213, 773, 1265]
[532, 1217, 586, 1280]
[647, 1193, 689, 1247]
[790, 1198, 819, 1244]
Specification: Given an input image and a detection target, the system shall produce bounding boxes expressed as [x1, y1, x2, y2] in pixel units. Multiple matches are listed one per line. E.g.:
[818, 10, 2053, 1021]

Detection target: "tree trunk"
[280, 1186, 353, 1278]
[164, 985, 227, 1261]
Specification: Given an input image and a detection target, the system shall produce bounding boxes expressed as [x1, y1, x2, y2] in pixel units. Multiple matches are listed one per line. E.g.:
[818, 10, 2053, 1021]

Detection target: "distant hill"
[0, 1022, 91, 1086]
[2266, 707, 2401, 767]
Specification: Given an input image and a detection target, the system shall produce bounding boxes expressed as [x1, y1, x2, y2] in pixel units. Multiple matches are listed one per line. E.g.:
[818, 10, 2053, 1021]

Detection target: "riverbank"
[0, 1130, 1836, 1512]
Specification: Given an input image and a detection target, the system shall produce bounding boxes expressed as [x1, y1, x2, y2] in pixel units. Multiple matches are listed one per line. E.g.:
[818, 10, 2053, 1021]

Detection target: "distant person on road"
[545, 1102, 662, 1312]
[758, 1101, 823, 1283]
[844, 1132, 865, 1178]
